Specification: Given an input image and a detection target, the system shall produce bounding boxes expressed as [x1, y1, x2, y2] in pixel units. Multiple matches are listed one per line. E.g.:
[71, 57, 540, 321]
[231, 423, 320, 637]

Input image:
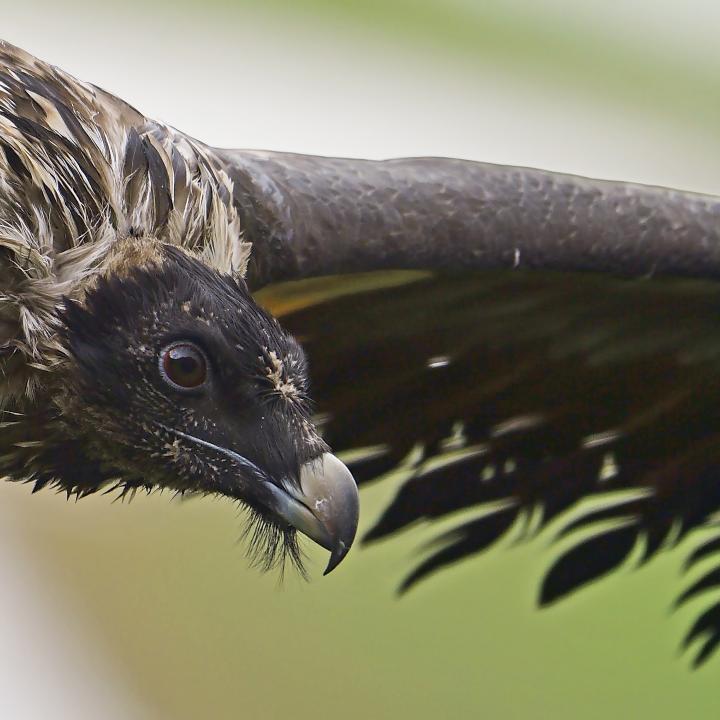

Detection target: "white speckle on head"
[481, 464, 496, 482]
[264, 348, 299, 400]
[300, 417, 324, 451]
[162, 438, 183, 461]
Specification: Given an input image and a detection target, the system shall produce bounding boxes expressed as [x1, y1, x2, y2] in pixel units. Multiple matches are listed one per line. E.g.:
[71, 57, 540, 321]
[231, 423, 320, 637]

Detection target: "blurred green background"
[3, 0, 720, 717]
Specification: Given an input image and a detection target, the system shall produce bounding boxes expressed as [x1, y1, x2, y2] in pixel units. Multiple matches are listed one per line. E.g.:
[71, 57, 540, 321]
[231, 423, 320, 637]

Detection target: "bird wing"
[221, 150, 720, 665]
[3, 39, 720, 663]
[216, 149, 720, 288]
[261, 269, 720, 666]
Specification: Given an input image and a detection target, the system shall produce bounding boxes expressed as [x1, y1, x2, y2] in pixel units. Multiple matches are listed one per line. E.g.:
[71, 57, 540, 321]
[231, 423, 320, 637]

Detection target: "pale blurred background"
[2, 1, 720, 718]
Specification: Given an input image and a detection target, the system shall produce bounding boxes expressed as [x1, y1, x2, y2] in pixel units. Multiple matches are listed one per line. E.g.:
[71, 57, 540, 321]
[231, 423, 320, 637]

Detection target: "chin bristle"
[239, 505, 308, 580]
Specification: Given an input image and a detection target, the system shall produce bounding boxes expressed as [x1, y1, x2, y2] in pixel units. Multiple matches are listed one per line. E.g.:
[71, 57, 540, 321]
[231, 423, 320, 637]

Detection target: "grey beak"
[273, 453, 359, 574]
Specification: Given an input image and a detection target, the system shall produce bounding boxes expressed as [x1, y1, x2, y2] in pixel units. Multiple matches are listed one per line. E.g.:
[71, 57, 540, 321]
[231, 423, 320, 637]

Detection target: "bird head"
[41, 239, 358, 574]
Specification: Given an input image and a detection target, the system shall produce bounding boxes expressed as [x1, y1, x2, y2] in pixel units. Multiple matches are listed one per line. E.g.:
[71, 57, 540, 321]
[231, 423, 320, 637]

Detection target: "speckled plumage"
[0, 40, 249, 408]
[0, 41, 360, 576]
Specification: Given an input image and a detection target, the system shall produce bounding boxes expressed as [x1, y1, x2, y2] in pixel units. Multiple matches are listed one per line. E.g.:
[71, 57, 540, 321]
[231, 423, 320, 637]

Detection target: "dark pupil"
[164, 345, 205, 387]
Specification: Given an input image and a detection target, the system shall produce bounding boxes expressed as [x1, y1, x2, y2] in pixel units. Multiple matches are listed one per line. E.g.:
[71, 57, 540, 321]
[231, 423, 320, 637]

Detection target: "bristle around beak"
[269, 453, 359, 574]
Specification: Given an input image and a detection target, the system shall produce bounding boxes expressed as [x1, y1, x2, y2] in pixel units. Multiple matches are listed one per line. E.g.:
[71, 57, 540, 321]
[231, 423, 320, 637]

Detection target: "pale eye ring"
[159, 341, 209, 391]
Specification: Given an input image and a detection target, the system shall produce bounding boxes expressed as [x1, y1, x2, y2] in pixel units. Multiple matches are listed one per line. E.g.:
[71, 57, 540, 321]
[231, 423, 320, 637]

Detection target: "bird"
[3, 40, 720, 664]
[0, 40, 359, 577]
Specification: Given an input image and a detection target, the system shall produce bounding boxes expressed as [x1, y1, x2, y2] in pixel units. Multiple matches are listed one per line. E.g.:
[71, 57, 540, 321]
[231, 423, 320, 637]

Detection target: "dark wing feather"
[683, 606, 720, 668]
[262, 269, 720, 665]
[539, 521, 640, 606]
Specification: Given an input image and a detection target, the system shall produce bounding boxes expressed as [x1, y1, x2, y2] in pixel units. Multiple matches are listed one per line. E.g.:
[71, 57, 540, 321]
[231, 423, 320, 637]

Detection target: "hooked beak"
[268, 453, 359, 574]
[152, 425, 358, 573]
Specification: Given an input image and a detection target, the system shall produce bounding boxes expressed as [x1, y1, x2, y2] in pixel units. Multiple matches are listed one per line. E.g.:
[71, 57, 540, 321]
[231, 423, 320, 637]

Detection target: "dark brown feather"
[268, 270, 720, 664]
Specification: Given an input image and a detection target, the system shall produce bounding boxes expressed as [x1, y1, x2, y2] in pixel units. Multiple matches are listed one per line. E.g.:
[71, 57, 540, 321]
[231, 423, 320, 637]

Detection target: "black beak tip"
[324, 538, 352, 575]
[287, 452, 359, 575]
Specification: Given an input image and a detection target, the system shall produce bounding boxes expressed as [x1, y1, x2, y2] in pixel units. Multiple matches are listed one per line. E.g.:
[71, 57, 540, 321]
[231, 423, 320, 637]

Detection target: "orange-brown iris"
[161, 343, 207, 389]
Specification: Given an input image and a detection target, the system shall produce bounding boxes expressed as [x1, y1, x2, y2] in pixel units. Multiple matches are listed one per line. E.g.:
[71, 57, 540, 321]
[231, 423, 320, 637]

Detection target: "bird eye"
[159, 342, 208, 390]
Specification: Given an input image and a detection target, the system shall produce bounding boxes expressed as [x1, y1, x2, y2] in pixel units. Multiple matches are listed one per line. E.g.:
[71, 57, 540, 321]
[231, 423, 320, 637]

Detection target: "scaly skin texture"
[220, 150, 720, 289]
